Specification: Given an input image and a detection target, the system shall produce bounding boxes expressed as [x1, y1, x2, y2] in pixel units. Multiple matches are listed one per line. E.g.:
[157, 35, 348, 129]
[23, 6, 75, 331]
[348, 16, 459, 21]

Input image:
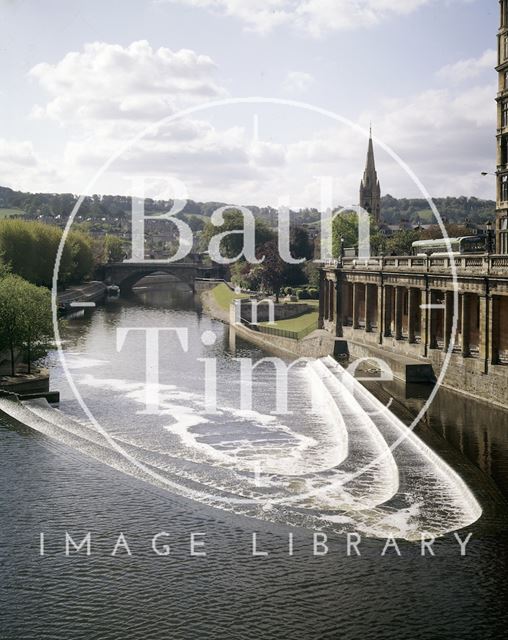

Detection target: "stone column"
[328, 279, 334, 323]
[407, 288, 419, 344]
[318, 269, 326, 328]
[352, 283, 360, 329]
[394, 286, 404, 340]
[335, 276, 343, 337]
[384, 285, 393, 337]
[444, 290, 454, 350]
[429, 290, 439, 350]
[461, 293, 471, 357]
[365, 284, 372, 332]
[479, 294, 489, 373]
[491, 296, 501, 365]
[421, 287, 430, 356]
[377, 284, 384, 344]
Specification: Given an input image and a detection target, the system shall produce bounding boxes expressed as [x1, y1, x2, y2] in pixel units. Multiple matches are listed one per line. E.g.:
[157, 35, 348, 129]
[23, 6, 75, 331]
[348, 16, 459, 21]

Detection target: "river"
[1, 281, 508, 639]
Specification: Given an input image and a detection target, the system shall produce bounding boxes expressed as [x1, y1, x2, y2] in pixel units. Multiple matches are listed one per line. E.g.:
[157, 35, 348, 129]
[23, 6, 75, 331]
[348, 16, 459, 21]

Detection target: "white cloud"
[0, 139, 60, 192]
[437, 49, 496, 84]
[29, 40, 227, 128]
[16, 40, 498, 206]
[282, 71, 314, 94]
[0, 139, 38, 167]
[164, 0, 435, 36]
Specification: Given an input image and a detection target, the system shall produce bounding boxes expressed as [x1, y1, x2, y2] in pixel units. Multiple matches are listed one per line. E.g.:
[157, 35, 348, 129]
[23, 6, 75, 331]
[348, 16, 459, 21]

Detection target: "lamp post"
[486, 220, 495, 254]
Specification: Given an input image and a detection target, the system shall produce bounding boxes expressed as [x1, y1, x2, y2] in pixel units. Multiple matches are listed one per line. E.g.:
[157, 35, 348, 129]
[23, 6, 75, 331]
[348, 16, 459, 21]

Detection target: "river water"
[1, 282, 508, 639]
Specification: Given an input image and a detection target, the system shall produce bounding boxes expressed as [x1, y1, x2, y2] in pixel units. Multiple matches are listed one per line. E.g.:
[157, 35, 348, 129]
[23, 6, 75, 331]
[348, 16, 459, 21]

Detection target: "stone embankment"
[201, 284, 334, 359]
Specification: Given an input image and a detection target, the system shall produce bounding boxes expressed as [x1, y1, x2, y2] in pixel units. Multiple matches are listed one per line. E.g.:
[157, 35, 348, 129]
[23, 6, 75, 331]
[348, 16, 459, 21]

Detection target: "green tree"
[331, 211, 359, 256]
[66, 231, 94, 283]
[200, 209, 274, 260]
[21, 285, 53, 374]
[289, 225, 313, 260]
[257, 240, 286, 303]
[384, 229, 420, 256]
[0, 252, 10, 278]
[331, 210, 385, 257]
[303, 261, 320, 288]
[0, 275, 53, 376]
[103, 235, 125, 263]
[0, 219, 95, 287]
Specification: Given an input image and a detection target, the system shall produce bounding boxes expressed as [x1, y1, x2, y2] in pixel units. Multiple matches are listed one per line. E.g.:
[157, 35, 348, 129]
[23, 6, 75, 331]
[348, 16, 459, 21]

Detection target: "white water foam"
[0, 355, 483, 540]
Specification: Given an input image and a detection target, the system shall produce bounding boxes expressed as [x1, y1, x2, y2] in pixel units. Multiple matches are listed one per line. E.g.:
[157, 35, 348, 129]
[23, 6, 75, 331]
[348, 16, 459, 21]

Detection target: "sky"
[0, 0, 500, 208]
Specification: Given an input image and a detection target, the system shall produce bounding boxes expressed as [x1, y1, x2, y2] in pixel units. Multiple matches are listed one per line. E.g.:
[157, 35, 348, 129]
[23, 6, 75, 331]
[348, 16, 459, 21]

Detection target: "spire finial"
[369, 121, 372, 138]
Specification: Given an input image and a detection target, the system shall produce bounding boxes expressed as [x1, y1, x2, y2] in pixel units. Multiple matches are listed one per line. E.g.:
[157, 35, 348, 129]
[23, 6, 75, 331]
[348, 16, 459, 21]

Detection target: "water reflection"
[366, 376, 508, 502]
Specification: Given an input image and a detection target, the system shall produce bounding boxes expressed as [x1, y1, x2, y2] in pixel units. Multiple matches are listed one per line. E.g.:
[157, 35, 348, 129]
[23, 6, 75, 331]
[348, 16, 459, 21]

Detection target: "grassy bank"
[258, 307, 319, 340]
[206, 284, 319, 340]
[212, 282, 248, 311]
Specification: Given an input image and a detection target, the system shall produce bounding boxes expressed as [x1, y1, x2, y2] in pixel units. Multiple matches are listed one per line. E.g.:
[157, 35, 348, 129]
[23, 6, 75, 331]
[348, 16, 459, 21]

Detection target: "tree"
[384, 229, 420, 256]
[420, 224, 472, 240]
[331, 211, 385, 258]
[0, 275, 53, 376]
[257, 240, 286, 303]
[21, 285, 53, 374]
[66, 231, 94, 283]
[231, 260, 264, 291]
[0, 219, 95, 287]
[290, 225, 313, 260]
[104, 235, 125, 263]
[0, 252, 9, 279]
[303, 261, 320, 288]
[200, 209, 274, 260]
[331, 211, 359, 256]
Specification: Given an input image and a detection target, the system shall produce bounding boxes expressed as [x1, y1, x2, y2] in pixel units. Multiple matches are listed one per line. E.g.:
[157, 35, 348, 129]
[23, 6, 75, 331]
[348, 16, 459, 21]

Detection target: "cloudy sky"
[0, 0, 500, 208]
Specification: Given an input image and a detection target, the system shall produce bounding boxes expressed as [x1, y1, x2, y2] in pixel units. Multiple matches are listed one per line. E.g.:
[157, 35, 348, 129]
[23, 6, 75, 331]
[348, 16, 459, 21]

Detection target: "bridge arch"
[104, 262, 222, 294]
[116, 268, 196, 294]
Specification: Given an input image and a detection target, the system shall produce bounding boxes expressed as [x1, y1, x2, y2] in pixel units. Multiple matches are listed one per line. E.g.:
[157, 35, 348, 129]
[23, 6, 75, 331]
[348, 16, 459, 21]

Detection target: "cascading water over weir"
[0, 355, 482, 541]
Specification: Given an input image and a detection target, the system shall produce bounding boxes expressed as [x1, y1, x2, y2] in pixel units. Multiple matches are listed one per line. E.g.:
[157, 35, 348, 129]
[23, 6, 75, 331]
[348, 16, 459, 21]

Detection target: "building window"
[504, 70, 508, 90]
[501, 176, 508, 202]
[502, 102, 508, 128]
[505, 35, 508, 60]
[501, 136, 508, 165]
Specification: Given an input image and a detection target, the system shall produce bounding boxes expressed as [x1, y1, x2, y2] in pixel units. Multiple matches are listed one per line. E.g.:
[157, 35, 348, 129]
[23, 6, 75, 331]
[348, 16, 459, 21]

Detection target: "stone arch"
[115, 267, 197, 294]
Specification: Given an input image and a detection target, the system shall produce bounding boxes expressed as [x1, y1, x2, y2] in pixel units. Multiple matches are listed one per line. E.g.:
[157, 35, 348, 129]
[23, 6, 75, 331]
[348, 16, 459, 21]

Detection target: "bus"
[411, 235, 487, 256]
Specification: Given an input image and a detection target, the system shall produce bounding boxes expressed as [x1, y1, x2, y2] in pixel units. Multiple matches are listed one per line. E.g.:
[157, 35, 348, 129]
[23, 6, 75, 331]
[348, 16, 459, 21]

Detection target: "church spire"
[360, 126, 381, 223]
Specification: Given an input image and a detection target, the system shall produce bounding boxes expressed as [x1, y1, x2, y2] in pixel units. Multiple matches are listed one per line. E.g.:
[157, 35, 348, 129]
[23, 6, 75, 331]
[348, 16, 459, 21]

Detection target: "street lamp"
[486, 220, 495, 254]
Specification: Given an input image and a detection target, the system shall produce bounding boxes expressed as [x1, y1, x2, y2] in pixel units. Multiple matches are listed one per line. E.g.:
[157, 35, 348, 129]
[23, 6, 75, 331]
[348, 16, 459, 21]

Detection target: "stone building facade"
[497, 0, 508, 252]
[319, 255, 508, 405]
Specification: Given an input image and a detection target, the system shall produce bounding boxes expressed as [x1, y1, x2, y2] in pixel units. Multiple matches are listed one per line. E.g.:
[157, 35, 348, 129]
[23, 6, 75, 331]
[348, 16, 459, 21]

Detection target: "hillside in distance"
[0, 185, 496, 228]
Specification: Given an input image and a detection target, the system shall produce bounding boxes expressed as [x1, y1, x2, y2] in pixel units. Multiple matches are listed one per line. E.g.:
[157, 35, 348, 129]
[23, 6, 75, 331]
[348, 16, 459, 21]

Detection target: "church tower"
[359, 127, 381, 223]
[497, 0, 508, 253]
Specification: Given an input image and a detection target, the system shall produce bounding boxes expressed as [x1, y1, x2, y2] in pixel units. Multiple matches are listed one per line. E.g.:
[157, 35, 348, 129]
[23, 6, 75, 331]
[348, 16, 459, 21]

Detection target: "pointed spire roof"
[364, 125, 377, 178]
[359, 124, 382, 222]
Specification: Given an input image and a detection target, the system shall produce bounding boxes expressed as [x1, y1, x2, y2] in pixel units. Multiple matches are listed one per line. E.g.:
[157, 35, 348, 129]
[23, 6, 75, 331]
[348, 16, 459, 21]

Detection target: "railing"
[240, 316, 319, 341]
[332, 254, 508, 275]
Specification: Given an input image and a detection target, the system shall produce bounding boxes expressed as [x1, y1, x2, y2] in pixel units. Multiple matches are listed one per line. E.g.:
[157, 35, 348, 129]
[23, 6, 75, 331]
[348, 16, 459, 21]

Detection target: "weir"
[0, 354, 482, 541]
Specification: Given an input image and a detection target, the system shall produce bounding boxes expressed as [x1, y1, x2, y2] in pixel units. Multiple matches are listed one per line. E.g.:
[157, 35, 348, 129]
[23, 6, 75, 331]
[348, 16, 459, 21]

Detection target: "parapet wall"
[236, 299, 314, 323]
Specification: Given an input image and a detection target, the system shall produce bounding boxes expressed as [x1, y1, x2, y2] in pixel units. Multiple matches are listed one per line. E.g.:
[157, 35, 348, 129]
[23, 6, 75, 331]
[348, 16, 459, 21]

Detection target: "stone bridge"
[102, 261, 225, 293]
